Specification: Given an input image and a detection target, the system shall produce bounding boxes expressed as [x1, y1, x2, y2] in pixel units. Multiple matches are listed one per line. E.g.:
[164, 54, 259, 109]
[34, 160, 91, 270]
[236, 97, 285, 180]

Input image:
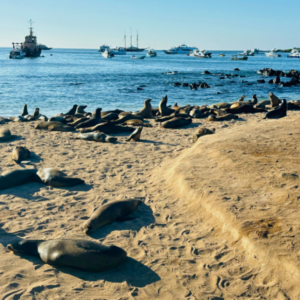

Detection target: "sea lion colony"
[0, 91, 293, 272]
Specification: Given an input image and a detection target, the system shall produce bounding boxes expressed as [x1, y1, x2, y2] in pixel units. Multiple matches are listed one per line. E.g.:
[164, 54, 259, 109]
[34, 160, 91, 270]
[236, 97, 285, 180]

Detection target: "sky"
[1, 0, 299, 50]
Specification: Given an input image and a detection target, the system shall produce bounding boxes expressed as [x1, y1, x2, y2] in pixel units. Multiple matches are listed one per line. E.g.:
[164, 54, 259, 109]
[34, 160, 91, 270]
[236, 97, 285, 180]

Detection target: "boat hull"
[126, 48, 146, 52]
[22, 47, 42, 57]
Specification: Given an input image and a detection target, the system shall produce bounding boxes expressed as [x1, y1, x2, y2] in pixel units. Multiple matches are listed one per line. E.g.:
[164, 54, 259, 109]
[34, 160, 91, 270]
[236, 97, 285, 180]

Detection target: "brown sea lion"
[252, 94, 258, 105]
[0, 128, 12, 141]
[75, 108, 102, 129]
[264, 99, 287, 119]
[36, 168, 85, 187]
[110, 114, 143, 125]
[134, 99, 152, 118]
[126, 126, 143, 141]
[49, 116, 68, 124]
[7, 239, 127, 272]
[68, 117, 89, 127]
[225, 105, 267, 114]
[211, 102, 231, 109]
[288, 101, 300, 110]
[75, 105, 87, 114]
[159, 95, 175, 116]
[35, 121, 62, 130]
[123, 119, 152, 127]
[161, 117, 192, 128]
[65, 104, 78, 115]
[78, 123, 135, 134]
[0, 169, 38, 190]
[76, 132, 117, 143]
[21, 104, 29, 116]
[238, 95, 246, 102]
[118, 111, 133, 118]
[207, 114, 238, 121]
[82, 199, 141, 233]
[254, 100, 271, 109]
[12, 146, 30, 164]
[193, 127, 215, 142]
[269, 92, 281, 107]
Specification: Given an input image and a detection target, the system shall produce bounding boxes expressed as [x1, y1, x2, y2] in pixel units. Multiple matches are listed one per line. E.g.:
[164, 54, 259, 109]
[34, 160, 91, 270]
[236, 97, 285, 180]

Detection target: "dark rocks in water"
[232, 74, 239, 77]
[216, 92, 221, 94]
[240, 75, 245, 78]
[257, 79, 265, 83]
[241, 80, 248, 83]
[202, 70, 211, 75]
[273, 75, 281, 84]
[199, 82, 210, 88]
[182, 83, 189, 87]
[69, 83, 84, 86]
[290, 77, 300, 85]
[234, 68, 240, 71]
[229, 81, 235, 83]
[225, 74, 231, 78]
[220, 77, 225, 79]
[215, 84, 223, 86]
[285, 70, 299, 78]
[139, 85, 146, 87]
[189, 83, 198, 90]
[173, 82, 181, 87]
[268, 79, 274, 84]
[258, 68, 285, 77]
[137, 87, 144, 90]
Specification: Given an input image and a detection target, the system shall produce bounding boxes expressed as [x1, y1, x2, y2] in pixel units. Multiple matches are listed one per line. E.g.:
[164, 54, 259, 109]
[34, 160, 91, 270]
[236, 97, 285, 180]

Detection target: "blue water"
[0, 48, 299, 117]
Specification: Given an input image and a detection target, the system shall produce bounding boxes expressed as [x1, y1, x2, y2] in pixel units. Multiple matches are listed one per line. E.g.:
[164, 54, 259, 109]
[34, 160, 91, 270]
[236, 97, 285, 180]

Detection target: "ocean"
[0, 48, 299, 117]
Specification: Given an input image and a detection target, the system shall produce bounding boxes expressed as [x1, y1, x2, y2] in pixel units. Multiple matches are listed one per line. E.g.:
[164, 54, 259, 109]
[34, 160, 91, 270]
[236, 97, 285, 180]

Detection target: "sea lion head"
[7, 240, 41, 256]
[76, 105, 88, 114]
[93, 108, 102, 118]
[33, 108, 40, 118]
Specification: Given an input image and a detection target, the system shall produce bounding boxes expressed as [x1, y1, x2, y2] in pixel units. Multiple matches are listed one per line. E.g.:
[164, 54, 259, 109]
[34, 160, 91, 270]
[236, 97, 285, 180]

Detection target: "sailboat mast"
[130, 27, 132, 48]
[137, 31, 138, 48]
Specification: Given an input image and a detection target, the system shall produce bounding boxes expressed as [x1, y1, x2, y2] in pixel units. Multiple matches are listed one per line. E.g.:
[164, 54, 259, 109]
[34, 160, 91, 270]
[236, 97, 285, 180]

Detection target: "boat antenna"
[28, 19, 34, 35]
[137, 31, 139, 48]
[130, 27, 132, 48]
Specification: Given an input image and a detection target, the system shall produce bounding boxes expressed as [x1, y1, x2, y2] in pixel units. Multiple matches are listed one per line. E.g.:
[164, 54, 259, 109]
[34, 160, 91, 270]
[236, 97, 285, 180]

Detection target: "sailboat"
[125, 30, 146, 52]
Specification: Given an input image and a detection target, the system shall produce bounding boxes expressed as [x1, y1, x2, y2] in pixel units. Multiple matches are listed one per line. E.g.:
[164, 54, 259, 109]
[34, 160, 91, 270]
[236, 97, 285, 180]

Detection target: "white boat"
[189, 49, 211, 58]
[164, 44, 197, 54]
[98, 45, 110, 53]
[131, 55, 145, 59]
[102, 50, 114, 58]
[147, 49, 157, 57]
[287, 49, 300, 58]
[265, 48, 280, 57]
[239, 49, 255, 56]
[9, 43, 25, 59]
[110, 47, 126, 55]
[251, 48, 260, 54]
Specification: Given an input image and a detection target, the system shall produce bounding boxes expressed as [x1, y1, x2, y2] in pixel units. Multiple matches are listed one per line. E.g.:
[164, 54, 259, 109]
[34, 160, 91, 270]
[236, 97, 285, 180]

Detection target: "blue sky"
[1, 0, 299, 50]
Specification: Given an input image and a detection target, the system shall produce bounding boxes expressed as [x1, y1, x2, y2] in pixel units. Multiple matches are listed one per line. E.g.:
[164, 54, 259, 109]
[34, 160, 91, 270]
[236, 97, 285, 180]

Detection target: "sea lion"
[65, 104, 78, 115]
[161, 117, 192, 128]
[49, 116, 67, 124]
[75, 108, 102, 129]
[155, 113, 177, 123]
[264, 99, 287, 119]
[254, 100, 271, 109]
[82, 199, 141, 234]
[159, 95, 175, 116]
[189, 108, 204, 118]
[13, 116, 27, 122]
[0, 128, 12, 141]
[126, 126, 143, 141]
[68, 117, 89, 127]
[288, 101, 300, 110]
[101, 112, 119, 121]
[207, 114, 238, 121]
[211, 102, 231, 109]
[0, 169, 38, 190]
[12, 146, 30, 164]
[76, 132, 117, 143]
[36, 168, 85, 187]
[32, 108, 40, 119]
[35, 121, 75, 132]
[238, 95, 246, 102]
[22, 104, 28, 116]
[7, 239, 127, 272]
[269, 92, 281, 107]
[118, 111, 133, 118]
[123, 119, 153, 127]
[252, 94, 258, 105]
[110, 114, 143, 125]
[78, 123, 135, 134]
[193, 127, 215, 142]
[134, 99, 152, 118]
[225, 105, 267, 114]
[75, 105, 87, 114]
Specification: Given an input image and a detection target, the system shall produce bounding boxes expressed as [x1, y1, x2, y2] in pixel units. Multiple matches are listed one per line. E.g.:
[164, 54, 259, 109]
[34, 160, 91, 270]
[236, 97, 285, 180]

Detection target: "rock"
[202, 70, 211, 75]
[173, 82, 181, 87]
[273, 75, 281, 84]
[290, 77, 300, 85]
[189, 83, 198, 90]
[257, 79, 265, 83]
[182, 83, 189, 87]
[220, 77, 225, 79]
[137, 87, 144, 90]
[199, 82, 210, 88]
[268, 79, 273, 84]
[234, 68, 240, 71]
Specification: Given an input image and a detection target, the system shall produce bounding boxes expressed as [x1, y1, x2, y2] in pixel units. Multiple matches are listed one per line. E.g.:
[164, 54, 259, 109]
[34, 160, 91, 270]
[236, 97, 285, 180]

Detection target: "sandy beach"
[0, 109, 299, 299]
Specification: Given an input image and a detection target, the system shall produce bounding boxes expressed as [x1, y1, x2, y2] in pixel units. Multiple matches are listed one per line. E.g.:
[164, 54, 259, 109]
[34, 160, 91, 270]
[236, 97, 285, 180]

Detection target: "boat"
[39, 44, 52, 50]
[98, 45, 110, 53]
[125, 30, 146, 52]
[194, 49, 212, 58]
[265, 48, 280, 57]
[164, 44, 198, 54]
[251, 48, 260, 54]
[239, 49, 255, 56]
[9, 43, 25, 59]
[14, 20, 42, 57]
[231, 55, 248, 60]
[110, 47, 126, 55]
[287, 49, 300, 58]
[147, 49, 157, 57]
[219, 53, 226, 57]
[102, 50, 114, 58]
[164, 49, 178, 54]
[131, 55, 145, 59]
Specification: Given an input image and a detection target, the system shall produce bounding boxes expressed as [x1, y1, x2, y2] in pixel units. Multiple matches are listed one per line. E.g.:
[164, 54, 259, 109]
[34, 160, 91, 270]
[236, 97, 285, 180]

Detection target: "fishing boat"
[102, 50, 114, 58]
[9, 43, 25, 59]
[131, 55, 145, 59]
[287, 49, 300, 58]
[239, 49, 255, 56]
[147, 49, 157, 57]
[265, 48, 280, 58]
[98, 45, 110, 53]
[231, 55, 248, 60]
[110, 47, 126, 55]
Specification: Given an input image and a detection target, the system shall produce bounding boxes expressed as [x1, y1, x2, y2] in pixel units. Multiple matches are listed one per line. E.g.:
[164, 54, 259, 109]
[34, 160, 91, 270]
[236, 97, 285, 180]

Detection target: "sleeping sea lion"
[7, 239, 127, 272]
[68, 117, 89, 127]
[49, 116, 67, 124]
[76, 132, 117, 143]
[159, 95, 175, 116]
[111, 114, 143, 125]
[35, 121, 75, 132]
[78, 123, 135, 134]
[82, 199, 141, 234]
[126, 126, 143, 141]
[161, 117, 192, 128]
[75, 108, 102, 129]
[207, 114, 238, 121]
[123, 119, 153, 127]
[264, 99, 287, 119]
[134, 99, 152, 118]
[12, 146, 30, 164]
[193, 127, 215, 142]
[225, 105, 267, 114]
[189, 108, 203, 118]
[36, 168, 85, 187]
[269, 92, 281, 107]
[254, 100, 271, 109]
[0, 128, 12, 141]
[288, 101, 300, 110]
[211, 102, 231, 109]
[0, 169, 38, 190]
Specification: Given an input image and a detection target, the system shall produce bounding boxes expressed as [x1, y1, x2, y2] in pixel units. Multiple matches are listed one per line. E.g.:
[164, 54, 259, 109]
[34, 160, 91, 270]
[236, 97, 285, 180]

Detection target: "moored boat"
[194, 49, 212, 58]
[131, 55, 145, 59]
[287, 49, 300, 58]
[39, 44, 52, 50]
[110, 47, 126, 55]
[219, 53, 226, 57]
[98, 45, 110, 53]
[239, 49, 255, 56]
[165, 44, 197, 54]
[164, 49, 178, 54]
[265, 48, 280, 58]
[9, 43, 25, 59]
[147, 49, 157, 57]
[231, 55, 248, 60]
[102, 50, 114, 58]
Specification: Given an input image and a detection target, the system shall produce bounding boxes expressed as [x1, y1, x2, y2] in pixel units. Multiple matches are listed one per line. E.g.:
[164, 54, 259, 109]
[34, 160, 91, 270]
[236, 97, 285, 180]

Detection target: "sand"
[0, 110, 299, 299]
